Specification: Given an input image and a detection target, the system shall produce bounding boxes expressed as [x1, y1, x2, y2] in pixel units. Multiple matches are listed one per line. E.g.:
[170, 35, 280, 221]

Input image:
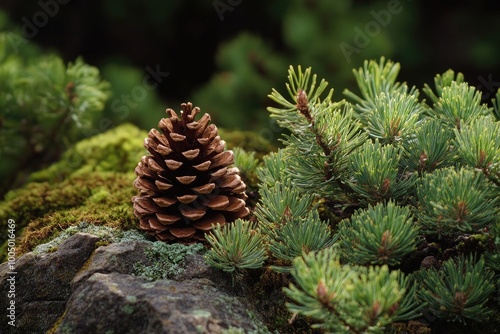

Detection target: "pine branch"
[422, 69, 464, 105]
[416, 167, 499, 235]
[336, 201, 420, 266]
[429, 81, 489, 131]
[401, 118, 455, 175]
[347, 140, 417, 203]
[343, 57, 416, 118]
[284, 248, 405, 333]
[416, 255, 495, 323]
[296, 89, 331, 157]
[205, 219, 267, 284]
[454, 116, 500, 185]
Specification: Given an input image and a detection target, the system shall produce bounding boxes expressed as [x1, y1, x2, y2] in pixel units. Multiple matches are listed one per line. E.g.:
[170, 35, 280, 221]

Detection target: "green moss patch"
[0, 123, 150, 260]
[28, 123, 148, 183]
[0, 171, 140, 259]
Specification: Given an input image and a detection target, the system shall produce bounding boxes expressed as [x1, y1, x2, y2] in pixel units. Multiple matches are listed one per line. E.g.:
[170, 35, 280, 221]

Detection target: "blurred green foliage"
[100, 62, 167, 131]
[0, 32, 110, 196]
[193, 0, 417, 130]
[2, 0, 499, 138]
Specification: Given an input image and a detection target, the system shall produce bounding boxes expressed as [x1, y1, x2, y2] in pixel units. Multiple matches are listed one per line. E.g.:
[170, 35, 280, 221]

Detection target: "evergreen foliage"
[205, 219, 267, 283]
[416, 167, 498, 235]
[364, 91, 423, 144]
[416, 255, 495, 323]
[205, 57, 500, 332]
[232, 147, 260, 189]
[343, 57, 416, 117]
[454, 117, 500, 185]
[266, 209, 335, 273]
[347, 140, 416, 203]
[336, 201, 419, 266]
[268, 66, 366, 197]
[253, 180, 335, 272]
[0, 33, 110, 196]
[428, 81, 489, 129]
[401, 118, 455, 174]
[422, 69, 464, 105]
[284, 248, 410, 333]
[256, 149, 289, 187]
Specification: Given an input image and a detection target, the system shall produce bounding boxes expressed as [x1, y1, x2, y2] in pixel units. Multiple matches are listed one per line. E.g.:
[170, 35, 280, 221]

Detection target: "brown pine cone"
[132, 102, 249, 242]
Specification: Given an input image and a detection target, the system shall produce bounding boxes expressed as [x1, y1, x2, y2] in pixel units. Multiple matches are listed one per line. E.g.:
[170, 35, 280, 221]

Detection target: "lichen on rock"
[0, 232, 269, 334]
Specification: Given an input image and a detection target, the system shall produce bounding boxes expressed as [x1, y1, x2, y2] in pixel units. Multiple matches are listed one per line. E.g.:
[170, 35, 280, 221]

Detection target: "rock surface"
[57, 273, 261, 334]
[0, 233, 101, 334]
[0, 233, 267, 334]
[71, 239, 153, 290]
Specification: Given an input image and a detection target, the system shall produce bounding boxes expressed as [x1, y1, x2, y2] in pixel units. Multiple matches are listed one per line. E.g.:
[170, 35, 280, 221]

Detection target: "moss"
[0, 174, 137, 259]
[391, 320, 432, 333]
[0, 171, 140, 260]
[222, 327, 274, 334]
[120, 304, 135, 315]
[32, 223, 148, 256]
[222, 328, 246, 334]
[28, 123, 148, 183]
[218, 128, 276, 160]
[0, 124, 149, 260]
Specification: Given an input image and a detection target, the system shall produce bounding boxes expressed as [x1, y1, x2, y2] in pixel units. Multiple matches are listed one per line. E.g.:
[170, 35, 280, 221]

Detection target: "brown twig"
[296, 89, 348, 191]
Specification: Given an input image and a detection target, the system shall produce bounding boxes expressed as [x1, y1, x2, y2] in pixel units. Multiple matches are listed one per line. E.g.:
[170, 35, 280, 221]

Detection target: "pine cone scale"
[193, 212, 226, 230]
[156, 212, 182, 224]
[169, 227, 196, 239]
[182, 149, 200, 160]
[165, 159, 183, 171]
[170, 133, 186, 142]
[176, 175, 197, 185]
[203, 195, 230, 209]
[177, 194, 198, 204]
[179, 205, 206, 220]
[193, 161, 212, 171]
[154, 180, 173, 191]
[152, 197, 176, 207]
[192, 183, 215, 194]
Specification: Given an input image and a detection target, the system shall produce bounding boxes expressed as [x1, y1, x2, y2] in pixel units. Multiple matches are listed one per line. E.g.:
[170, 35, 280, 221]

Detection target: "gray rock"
[71, 239, 153, 290]
[56, 273, 266, 334]
[171, 253, 215, 281]
[0, 233, 101, 334]
[0, 232, 268, 334]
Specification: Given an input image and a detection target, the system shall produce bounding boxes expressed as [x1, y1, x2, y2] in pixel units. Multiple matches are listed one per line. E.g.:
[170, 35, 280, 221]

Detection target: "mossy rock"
[0, 122, 273, 261]
[0, 171, 138, 260]
[28, 123, 148, 183]
[0, 123, 149, 260]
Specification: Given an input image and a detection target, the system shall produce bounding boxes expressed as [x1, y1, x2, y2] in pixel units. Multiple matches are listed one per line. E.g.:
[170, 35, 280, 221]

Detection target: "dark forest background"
[1, 0, 500, 131]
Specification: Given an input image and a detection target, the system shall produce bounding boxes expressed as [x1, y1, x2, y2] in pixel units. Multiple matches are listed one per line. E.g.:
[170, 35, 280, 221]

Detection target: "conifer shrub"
[205, 57, 500, 333]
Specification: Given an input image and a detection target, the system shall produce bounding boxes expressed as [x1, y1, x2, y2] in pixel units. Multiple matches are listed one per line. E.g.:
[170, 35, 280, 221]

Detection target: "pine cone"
[132, 102, 249, 242]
